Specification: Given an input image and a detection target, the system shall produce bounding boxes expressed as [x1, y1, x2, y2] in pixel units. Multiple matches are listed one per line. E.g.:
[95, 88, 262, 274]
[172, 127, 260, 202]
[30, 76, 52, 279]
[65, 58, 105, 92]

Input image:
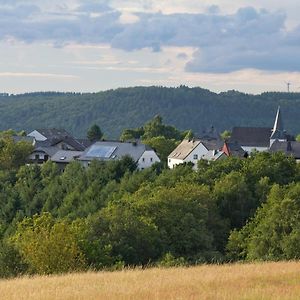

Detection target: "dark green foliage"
[0, 128, 300, 276]
[87, 124, 103, 142]
[2, 87, 300, 139]
[227, 183, 300, 261]
[0, 239, 28, 278]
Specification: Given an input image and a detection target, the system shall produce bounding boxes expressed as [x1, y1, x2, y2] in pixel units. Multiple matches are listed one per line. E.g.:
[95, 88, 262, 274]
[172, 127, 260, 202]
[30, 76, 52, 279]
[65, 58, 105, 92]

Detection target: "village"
[11, 106, 300, 171]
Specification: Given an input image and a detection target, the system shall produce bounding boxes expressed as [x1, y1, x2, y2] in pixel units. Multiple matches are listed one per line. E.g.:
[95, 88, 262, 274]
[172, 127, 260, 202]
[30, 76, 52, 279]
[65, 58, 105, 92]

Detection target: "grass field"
[1, 261, 300, 300]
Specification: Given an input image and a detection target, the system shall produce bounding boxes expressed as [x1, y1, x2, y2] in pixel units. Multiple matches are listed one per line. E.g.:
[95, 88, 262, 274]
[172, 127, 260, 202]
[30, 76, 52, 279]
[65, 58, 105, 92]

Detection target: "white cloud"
[1, 1, 300, 93]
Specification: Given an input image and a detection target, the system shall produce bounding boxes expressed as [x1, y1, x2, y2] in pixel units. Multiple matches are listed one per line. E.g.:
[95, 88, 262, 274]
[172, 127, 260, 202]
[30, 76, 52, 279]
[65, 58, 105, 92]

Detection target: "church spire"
[270, 106, 286, 141]
[272, 106, 284, 132]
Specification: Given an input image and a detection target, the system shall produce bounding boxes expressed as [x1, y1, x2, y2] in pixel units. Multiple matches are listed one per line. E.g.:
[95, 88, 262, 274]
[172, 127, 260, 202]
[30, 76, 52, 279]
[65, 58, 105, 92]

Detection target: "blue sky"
[1, 0, 300, 94]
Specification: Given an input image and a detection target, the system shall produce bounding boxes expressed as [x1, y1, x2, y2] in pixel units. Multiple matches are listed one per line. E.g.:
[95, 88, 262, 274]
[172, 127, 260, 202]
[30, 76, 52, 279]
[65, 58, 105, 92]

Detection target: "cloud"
[0, 72, 78, 79]
[1, 2, 300, 73]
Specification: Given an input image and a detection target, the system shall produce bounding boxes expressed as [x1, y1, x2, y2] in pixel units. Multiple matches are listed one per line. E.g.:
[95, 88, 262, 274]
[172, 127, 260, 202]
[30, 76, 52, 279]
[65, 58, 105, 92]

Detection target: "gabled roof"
[202, 139, 223, 151]
[222, 141, 246, 157]
[230, 127, 272, 147]
[33, 129, 85, 151]
[168, 139, 201, 160]
[269, 140, 300, 159]
[51, 135, 86, 151]
[78, 141, 150, 162]
[32, 146, 59, 157]
[36, 128, 70, 139]
[77, 139, 94, 148]
[202, 150, 226, 161]
[51, 150, 83, 163]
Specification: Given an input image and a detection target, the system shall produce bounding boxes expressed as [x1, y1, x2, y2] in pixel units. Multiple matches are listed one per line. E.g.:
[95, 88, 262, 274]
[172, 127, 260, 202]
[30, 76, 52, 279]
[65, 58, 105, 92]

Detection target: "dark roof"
[202, 139, 223, 151]
[36, 128, 71, 139]
[222, 141, 246, 157]
[32, 146, 59, 157]
[269, 140, 300, 158]
[52, 136, 86, 151]
[35, 129, 85, 151]
[77, 139, 94, 148]
[51, 150, 83, 163]
[230, 127, 272, 147]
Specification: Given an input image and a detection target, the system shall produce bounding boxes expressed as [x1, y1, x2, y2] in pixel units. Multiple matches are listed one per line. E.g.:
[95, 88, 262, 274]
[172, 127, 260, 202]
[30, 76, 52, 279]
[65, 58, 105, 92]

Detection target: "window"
[35, 154, 39, 160]
[193, 154, 198, 160]
[150, 158, 153, 162]
[142, 157, 145, 162]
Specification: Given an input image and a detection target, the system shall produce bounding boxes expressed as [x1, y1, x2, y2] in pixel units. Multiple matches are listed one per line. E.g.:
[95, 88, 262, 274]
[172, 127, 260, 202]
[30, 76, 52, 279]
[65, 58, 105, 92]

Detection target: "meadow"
[1, 261, 300, 300]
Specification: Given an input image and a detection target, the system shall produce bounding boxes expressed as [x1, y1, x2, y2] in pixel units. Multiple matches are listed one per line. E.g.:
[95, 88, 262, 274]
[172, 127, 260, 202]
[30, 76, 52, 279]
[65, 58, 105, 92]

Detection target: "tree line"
[0, 146, 299, 276]
[0, 118, 300, 277]
[1, 86, 300, 138]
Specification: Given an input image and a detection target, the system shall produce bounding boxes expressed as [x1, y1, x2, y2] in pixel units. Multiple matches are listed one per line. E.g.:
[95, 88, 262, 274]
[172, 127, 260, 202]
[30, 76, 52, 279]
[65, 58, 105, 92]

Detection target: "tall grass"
[1, 261, 300, 299]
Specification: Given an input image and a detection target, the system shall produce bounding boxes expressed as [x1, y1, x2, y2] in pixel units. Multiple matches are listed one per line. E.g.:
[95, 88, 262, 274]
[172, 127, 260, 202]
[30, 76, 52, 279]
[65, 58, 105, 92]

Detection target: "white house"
[78, 141, 160, 170]
[168, 139, 222, 169]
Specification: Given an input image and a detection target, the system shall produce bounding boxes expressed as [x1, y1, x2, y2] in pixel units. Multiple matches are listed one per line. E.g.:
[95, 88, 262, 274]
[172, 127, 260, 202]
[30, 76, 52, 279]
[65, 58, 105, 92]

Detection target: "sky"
[1, 0, 300, 94]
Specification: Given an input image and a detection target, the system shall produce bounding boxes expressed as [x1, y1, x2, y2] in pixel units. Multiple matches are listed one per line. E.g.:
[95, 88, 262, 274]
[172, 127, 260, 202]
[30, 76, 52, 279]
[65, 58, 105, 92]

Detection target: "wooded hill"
[1, 86, 300, 138]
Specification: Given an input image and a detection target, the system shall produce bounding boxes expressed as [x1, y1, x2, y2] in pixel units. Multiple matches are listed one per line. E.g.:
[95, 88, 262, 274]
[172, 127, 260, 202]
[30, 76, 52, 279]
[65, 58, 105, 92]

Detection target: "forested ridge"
[1, 86, 300, 138]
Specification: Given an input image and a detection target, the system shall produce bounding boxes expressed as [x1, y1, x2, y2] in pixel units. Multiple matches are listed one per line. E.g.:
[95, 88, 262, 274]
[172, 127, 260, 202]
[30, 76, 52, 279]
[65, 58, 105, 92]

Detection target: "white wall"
[29, 151, 48, 160]
[185, 143, 209, 169]
[168, 143, 209, 170]
[241, 146, 269, 153]
[168, 158, 184, 169]
[138, 150, 160, 170]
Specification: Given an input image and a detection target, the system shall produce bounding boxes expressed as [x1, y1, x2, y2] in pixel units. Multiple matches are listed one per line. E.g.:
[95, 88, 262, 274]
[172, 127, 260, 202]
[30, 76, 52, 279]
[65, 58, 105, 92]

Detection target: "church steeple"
[270, 106, 286, 141]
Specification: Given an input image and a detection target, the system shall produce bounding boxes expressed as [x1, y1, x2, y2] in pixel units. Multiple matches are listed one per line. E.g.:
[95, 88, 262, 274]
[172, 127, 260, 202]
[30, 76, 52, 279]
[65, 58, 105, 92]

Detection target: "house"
[51, 150, 84, 171]
[202, 149, 227, 162]
[29, 146, 60, 164]
[229, 106, 292, 154]
[229, 127, 272, 153]
[78, 141, 160, 170]
[27, 128, 86, 163]
[222, 141, 247, 158]
[27, 128, 85, 151]
[168, 138, 223, 169]
[269, 140, 300, 162]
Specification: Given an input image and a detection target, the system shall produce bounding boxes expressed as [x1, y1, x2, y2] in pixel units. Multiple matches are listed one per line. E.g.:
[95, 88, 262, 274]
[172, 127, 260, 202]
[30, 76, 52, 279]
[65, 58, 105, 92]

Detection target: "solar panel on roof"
[86, 145, 117, 158]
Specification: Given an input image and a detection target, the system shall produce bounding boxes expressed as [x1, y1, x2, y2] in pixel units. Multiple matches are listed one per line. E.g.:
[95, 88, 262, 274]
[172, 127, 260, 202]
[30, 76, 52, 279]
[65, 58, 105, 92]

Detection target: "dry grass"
[1, 261, 300, 300]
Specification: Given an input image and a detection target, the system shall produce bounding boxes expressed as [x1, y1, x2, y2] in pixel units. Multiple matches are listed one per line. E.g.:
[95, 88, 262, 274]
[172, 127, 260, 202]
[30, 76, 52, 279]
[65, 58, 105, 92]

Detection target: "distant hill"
[1, 86, 300, 138]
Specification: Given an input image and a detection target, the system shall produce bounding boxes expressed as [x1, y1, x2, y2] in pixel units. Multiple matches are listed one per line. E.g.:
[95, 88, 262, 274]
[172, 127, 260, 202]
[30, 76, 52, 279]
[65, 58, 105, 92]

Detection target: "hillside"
[1, 262, 300, 300]
[1, 87, 300, 138]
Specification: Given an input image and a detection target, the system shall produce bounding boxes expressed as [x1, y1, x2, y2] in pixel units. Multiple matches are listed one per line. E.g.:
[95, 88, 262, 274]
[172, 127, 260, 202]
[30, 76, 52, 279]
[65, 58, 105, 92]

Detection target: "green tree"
[12, 213, 86, 274]
[0, 239, 27, 278]
[221, 130, 231, 141]
[0, 138, 33, 170]
[214, 171, 255, 229]
[227, 183, 300, 261]
[87, 124, 103, 142]
[143, 136, 178, 163]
